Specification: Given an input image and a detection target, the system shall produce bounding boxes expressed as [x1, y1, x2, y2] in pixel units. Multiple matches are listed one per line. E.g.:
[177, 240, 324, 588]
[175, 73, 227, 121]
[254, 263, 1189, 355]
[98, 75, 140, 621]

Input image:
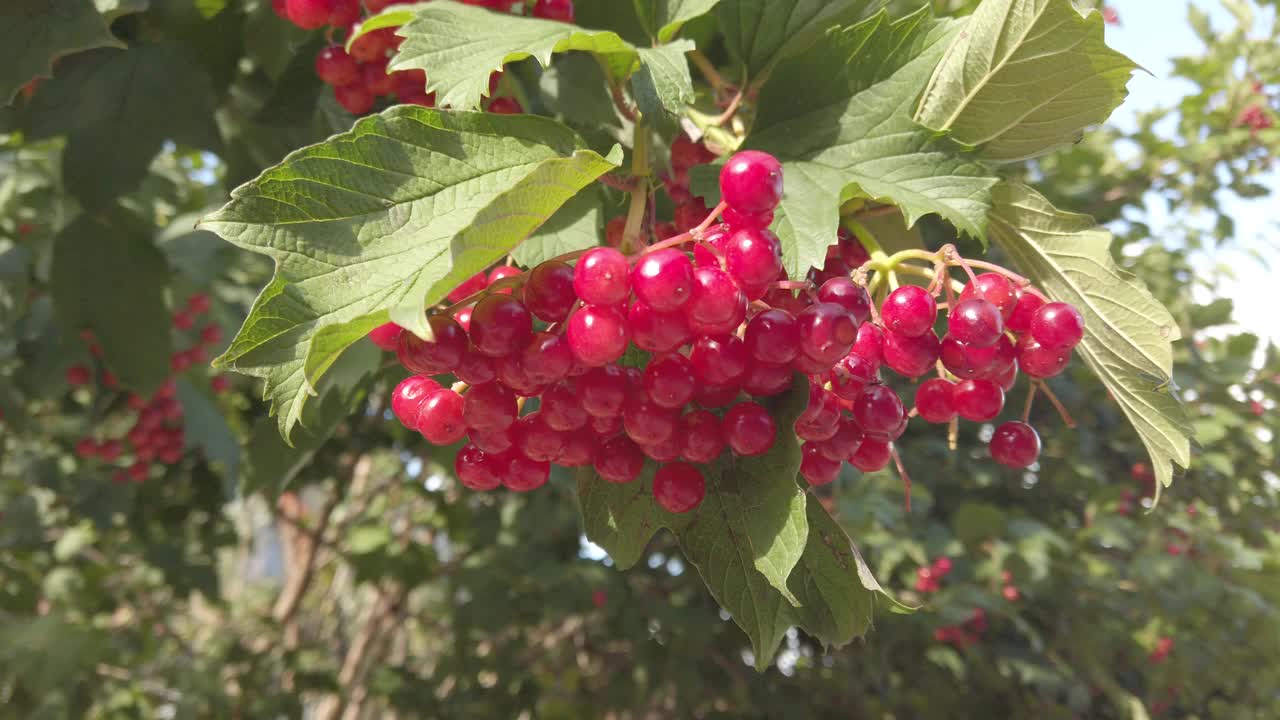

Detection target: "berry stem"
[947, 417, 958, 451]
[1035, 380, 1077, 429]
[688, 49, 728, 96]
[1022, 382, 1038, 423]
[546, 248, 591, 265]
[711, 86, 746, 126]
[942, 245, 981, 286]
[891, 448, 913, 513]
[620, 122, 651, 254]
[638, 200, 728, 256]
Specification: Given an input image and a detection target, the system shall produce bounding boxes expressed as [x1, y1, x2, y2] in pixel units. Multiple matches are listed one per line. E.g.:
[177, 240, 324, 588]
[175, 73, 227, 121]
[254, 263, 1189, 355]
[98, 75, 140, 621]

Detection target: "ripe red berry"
[335, 83, 375, 114]
[849, 438, 892, 472]
[744, 309, 799, 366]
[349, 26, 397, 63]
[538, 381, 587, 431]
[574, 247, 630, 306]
[835, 228, 870, 268]
[513, 412, 567, 462]
[741, 361, 791, 397]
[488, 97, 523, 114]
[696, 381, 742, 407]
[315, 45, 359, 86]
[487, 266, 521, 292]
[632, 248, 695, 312]
[369, 322, 404, 351]
[455, 445, 504, 490]
[686, 266, 745, 327]
[990, 421, 1041, 468]
[66, 364, 92, 386]
[462, 381, 518, 432]
[952, 379, 1004, 422]
[674, 198, 709, 233]
[1006, 290, 1045, 334]
[641, 433, 685, 463]
[801, 443, 842, 486]
[643, 353, 697, 409]
[915, 379, 957, 423]
[817, 278, 872, 325]
[522, 261, 577, 322]
[795, 388, 841, 442]
[448, 272, 487, 303]
[75, 437, 98, 459]
[939, 336, 1000, 379]
[816, 417, 863, 461]
[723, 401, 776, 457]
[723, 227, 782, 299]
[959, 273, 1017, 321]
[417, 389, 466, 445]
[829, 353, 876, 400]
[851, 323, 884, 365]
[623, 395, 679, 446]
[882, 329, 940, 378]
[531, 0, 575, 23]
[287, 0, 336, 29]
[1016, 335, 1071, 379]
[882, 286, 936, 338]
[504, 453, 550, 492]
[681, 410, 725, 463]
[578, 365, 628, 418]
[948, 298, 1004, 348]
[595, 435, 645, 483]
[128, 460, 151, 482]
[719, 151, 783, 215]
[470, 295, 533, 358]
[628, 302, 691, 353]
[568, 304, 629, 366]
[391, 375, 440, 428]
[557, 432, 598, 467]
[1030, 302, 1085, 350]
[796, 302, 859, 366]
[471, 427, 513, 454]
[722, 206, 774, 231]
[328, 0, 360, 25]
[689, 334, 749, 386]
[853, 385, 905, 438]
[521, 332, 573, 385]
[653, 462, 706, 513]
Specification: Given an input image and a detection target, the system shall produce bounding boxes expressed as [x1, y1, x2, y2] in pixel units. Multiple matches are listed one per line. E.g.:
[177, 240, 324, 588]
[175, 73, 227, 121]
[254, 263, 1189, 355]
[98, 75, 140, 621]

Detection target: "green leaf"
[717, 0, 882, 80]
[632, 42, 696, 124]
[537, 53, 623, 130]
[0, 0, 122, 105]
[913, 0, 1139, 162]
[787, 500, 878, 648]
[744, 9, 998, 280]
[511, 187, 602, 268]
[384, 2, 641, 110]
[26, 46, 220, 207]
[633, 0, 721, 42]
[986, 183, 1191, 498]
[176, 379, 240, 482]
[200, 107, 620, 441]
[50, 207, 172, 394]
[578, 377, 812, 668]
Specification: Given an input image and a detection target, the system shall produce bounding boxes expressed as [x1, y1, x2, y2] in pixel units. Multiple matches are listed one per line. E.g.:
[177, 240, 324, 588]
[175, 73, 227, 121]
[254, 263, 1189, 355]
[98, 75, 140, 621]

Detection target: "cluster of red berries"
[278, 0, 573, 115]
[914, 556, 952, 593]
[70, 293, 231, 483]
[934, 607, 988, 648]
[1149, 636, 1174, 664]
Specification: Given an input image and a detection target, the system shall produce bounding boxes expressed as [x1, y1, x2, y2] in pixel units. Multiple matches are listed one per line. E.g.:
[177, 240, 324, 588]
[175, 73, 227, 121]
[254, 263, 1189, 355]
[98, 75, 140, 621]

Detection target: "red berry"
[557, 432, 598, 467]
[816, 417, 863, 461]
[623, 394, 679, 446]
[595, 436, 645, 483]
[456, 445, 504, 490]
[948, 298, 1004, 347]
[128, 460, 151, 482]
[796, 302, 859, 366]
[200, 324, 224, 346]
[462, 381, 517, 432]
[471, 427, 513, 454]
[578, 365, 627, 418]
[503, 453, 550, 492]
[939, 336, 999, 379]
[801, 443, 842, 486]
[643, 353, 697, 409]
[368, 322, 401, 351]
[681, 410, 725, 463]
[315, 45, 359, 86]
[1030, 302, 1085, 350]
[744, 309, 799, 366]
[488, 97, 523, 114]
[689, 334, 749, 386]
[1016, 335, 1071, 378]
[522, 261, 577, 322]
[417, 389, 466, 445]
[627, 302, 691, 353]
[959, 273, 1017, 321]
[990, 421, 1040, 468]
[653, 462, 705, 513]
[75, 437, 98, 459]
[795, 389, 841, 442]
[568, 304, 629, 366]
[641, 433, 685, 463]
[66, 364, 91, 386]
[361, 60, 396, 96]
[882, 329, 940, 378]
[686, 266, 745, 327]
[521, 332, 573, 385]
[537, 381, 586, 431]
[695, 382, 742, 407]
[287, 0, 336, 29]
[741, 362, 791, 397]
[632, 248, 694, 312]
[98, 439, 123, 461]
[835, 228, 870, 268]
[364, 0, 397, 12]
[513, 412, 567, 462]
[674, 198, 709, 233]
[829, 353, 876, 400]
[187, 292, 212, 315]
[1006, 290, 1044, 334]
[853, 385, 905, 439]
[328, 0, 360, 26]
[531, 0, 575, 22]
[817, 278, 872, 325]
[808, 253, 850, 287]
[172, 310, 194, 330]
[723, 401, 776, 457]
[952, 379, 1004, 422]
[470, 295, 533, 358]
[335, 83, 375, 114]
[349, 26, 397, 63]
[722, 206, 774, 230]
[915, 379, 957, 423]
[211, 375, 232, 394]
[851, 323, 884, 365]
[574, 248, 630, 306]
[719, 151, 783, 215]
[448, 272, 487, 303]
[849, 438, 892, 472]
[882, 286, 936, 338]
[723, 228, 782, 299]
[396, 315, 466, 375]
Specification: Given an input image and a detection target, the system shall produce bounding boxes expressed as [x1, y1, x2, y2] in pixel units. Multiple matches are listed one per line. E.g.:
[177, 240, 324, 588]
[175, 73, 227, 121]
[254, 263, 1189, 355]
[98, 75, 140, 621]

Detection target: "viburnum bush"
[183, 0, 1194, 662]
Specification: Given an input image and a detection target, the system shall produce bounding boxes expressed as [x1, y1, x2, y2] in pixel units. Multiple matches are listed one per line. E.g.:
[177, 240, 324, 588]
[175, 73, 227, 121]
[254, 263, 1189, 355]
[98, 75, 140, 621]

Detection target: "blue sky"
[1106, 0, 1279, 345]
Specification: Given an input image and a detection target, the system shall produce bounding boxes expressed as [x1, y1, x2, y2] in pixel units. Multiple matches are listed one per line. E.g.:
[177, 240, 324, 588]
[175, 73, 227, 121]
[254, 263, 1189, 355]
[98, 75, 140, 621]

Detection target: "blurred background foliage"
[1, 0, 1278, 718]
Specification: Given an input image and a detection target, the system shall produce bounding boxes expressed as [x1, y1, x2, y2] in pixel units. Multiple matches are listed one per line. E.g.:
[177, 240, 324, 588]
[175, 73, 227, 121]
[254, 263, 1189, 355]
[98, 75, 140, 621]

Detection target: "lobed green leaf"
[0, 0, 122, 104]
